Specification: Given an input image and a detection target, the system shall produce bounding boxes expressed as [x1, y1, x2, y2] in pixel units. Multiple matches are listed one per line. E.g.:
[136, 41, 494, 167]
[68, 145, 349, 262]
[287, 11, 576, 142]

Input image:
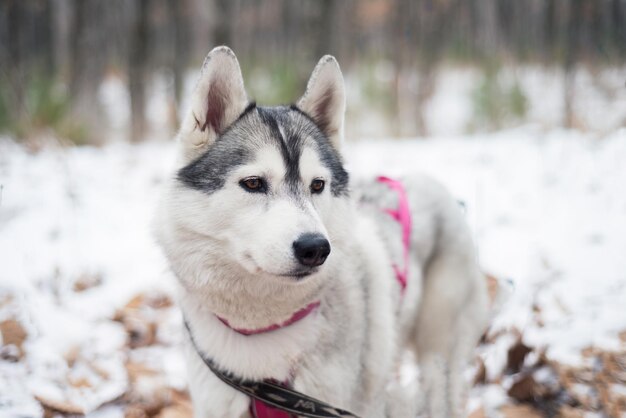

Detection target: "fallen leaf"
[499, 404, 543, 418]
[35, 394, 85, 415]
[73, 273, 102, 292]
[0, 318, 27, 358]
[156, 403, 193, 418]
[557, 405, 584, 418]
[508, 374, 543, 402]
[125, 404, 149, 418]
[507, 338, 532, 374]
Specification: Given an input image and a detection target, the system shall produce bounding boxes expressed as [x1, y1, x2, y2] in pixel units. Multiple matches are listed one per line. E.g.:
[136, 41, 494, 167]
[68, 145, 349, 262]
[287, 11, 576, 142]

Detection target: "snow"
[1, 127, 626, 415]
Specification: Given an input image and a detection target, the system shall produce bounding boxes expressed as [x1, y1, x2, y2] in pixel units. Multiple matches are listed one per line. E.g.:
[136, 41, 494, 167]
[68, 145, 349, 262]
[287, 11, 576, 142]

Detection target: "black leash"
[184, 319, 361, 418]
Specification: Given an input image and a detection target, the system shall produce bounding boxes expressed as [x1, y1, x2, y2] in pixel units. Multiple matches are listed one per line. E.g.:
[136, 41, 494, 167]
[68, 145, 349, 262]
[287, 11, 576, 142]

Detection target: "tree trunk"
[3, 0, 26, 122]
[563, 0, 582, 129]
[129, 0, 150, 142]
[69, 0, 107, 137]
[315, 0, 337, 58]
[170, 0, 191, 124]
[213, 0, 232, 46]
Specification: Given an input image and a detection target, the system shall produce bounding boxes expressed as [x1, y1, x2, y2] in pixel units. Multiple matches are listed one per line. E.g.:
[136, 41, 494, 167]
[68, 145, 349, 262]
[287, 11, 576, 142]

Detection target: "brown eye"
[240, 177, 267, 193]
[311, 179, 325, 194]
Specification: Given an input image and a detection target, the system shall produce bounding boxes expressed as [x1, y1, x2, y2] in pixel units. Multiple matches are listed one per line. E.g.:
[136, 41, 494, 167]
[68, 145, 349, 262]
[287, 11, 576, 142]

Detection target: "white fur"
[155, 47, 489, 418]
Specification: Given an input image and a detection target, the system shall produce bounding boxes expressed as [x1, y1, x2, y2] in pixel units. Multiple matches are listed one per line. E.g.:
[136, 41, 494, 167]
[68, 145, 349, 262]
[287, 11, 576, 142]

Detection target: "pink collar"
[377, 176, 412, 294]
[217, 301, 321, 336]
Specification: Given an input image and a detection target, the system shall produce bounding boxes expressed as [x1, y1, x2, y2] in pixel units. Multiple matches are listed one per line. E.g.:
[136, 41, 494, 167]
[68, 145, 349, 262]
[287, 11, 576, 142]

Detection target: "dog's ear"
[179, 46, 248, 161]
[297, 55, 346, 151]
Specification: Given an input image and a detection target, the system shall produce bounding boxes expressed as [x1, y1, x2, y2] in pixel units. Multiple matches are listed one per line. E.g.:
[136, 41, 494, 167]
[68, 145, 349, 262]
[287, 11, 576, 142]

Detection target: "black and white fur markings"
[178, 105, 349, 197]
[155, 46, 489, 418]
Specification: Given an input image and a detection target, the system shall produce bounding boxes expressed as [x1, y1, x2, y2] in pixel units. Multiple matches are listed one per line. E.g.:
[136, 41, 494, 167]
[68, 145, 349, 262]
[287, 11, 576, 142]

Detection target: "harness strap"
[376, 176, 412, 294]
[184, 319, 361, 418]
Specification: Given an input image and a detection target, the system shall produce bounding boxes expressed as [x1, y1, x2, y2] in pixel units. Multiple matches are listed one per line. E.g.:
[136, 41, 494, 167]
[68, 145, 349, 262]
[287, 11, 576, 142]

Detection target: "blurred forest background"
[0, 0, 625, 143]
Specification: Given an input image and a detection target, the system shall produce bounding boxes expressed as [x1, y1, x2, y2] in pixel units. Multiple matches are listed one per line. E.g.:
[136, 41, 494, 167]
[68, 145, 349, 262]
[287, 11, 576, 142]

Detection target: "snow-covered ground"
[1, 127, 625, 417]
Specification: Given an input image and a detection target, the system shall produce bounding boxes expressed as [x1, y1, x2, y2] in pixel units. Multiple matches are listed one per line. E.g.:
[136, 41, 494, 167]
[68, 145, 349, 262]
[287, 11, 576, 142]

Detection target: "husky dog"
[155, 46, 488, 418]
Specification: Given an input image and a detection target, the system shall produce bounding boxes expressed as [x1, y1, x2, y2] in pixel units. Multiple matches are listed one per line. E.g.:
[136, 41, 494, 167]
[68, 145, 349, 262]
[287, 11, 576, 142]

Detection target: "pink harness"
[377, 176, 412, 294]
[218, 177, 412, 418]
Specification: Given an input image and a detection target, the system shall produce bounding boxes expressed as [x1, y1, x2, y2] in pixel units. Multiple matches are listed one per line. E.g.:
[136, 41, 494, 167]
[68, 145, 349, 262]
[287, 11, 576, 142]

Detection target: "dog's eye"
[240, 177, 267, 193]
[310, 179, 325, 194]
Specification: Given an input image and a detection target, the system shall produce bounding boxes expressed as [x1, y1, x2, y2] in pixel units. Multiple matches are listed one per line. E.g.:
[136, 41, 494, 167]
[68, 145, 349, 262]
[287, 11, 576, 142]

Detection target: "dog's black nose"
[293, 233, 331, 267]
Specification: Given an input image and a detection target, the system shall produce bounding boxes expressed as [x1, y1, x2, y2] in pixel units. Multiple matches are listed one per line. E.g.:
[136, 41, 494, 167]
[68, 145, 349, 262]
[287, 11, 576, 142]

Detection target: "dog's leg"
[411, 200, 489, 418]
[449, 284, 488, 417]
[414, 258, 488, 418]
[413, 257, 459, 418]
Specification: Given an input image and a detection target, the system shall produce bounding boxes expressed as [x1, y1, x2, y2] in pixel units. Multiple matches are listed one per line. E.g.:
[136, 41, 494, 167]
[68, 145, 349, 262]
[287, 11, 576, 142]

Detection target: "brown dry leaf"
[557, 405, 584, 418]
[125, 404, 149, 418]
[0, 318, 27, 358]
[35, 394, 85, 415]
[554, 361, 595, 387]
[68, 376, 92, 389]
[126, 361, 159, 382]
[156, 389, 193, 418]
[125, 294, 147, 310]
[73, 273, 102, 292]
[126, 316, 157, 349]
[156, 403, 193, 418]
[601, 351, 626, 383]
[508, 374, 544, 402]
[619, 330, 626, 344]
[122, 292, 173, 311]
[169, 389, 191, 406]
[605, 382, 626, 415]
[114, 292, 171, 348]
[499, 404, 543, 418]
[114, 310, 157, 348]
[507, 338, 533, 374]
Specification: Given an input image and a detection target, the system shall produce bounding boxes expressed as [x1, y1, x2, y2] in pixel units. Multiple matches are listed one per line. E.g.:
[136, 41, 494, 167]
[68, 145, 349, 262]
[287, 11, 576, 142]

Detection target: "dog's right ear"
[179, 46, 248, 161]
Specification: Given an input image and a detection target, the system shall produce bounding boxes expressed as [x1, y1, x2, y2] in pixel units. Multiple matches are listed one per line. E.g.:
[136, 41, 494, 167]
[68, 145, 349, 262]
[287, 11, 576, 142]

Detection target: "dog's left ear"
[297, 55, 346, 150]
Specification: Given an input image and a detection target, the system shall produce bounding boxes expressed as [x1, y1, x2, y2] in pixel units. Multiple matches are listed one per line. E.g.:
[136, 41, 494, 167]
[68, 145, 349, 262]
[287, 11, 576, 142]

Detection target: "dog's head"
[159, 47, 350, 287]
